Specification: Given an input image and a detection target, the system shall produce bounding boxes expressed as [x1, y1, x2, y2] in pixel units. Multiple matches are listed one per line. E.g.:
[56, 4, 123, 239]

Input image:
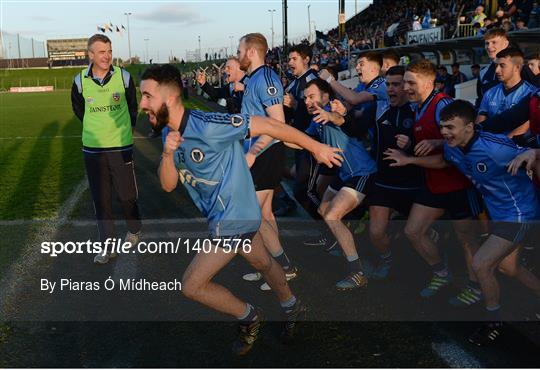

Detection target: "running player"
[139, 64, 342, 355]
[384, 60, 483, 305]
[304, 78, 378, 289]
[362, 66, 423, 280]
[237, 33, 298, 290]
[390, 100, 540, 345]
[477, 48, 536, 138]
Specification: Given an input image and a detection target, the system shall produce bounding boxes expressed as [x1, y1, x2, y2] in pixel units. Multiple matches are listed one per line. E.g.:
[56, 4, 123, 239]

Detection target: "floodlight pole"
[124, 12, 132, 62]
[268, 9, 276, 49]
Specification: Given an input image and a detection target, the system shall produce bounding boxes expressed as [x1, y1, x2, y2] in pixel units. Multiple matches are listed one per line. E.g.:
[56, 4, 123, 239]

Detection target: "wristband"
[326, 76, 334, 83]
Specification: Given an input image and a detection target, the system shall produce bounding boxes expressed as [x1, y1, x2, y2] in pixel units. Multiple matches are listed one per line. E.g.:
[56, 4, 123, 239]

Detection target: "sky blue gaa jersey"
[241, 65, 284, 153]
[443, 131, 539, 222]
[162, 109, 261, 237]
[479, 80, 536, 134]
[306, 105, 377, 181]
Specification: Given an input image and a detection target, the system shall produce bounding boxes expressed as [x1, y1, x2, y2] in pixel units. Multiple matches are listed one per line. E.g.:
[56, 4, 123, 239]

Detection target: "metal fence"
[0, 31, 47, 59]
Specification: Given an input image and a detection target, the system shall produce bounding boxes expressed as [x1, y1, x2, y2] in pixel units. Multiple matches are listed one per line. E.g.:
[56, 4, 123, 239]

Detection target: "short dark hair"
[382, 50, 400, 64]
[141, 64, 183, 95]
[358, 51, 383, 68]
[451, 62, 460, 68]
[526, 53, 540, 61]
[440, 100, 476, 124]
[385, 65, 405, 77]
[471, 64, 481, 69]
[496, 47, 525, 65]
[289, 44, 313, 62]
[88, 34, 111, 50]
[305, 78, 335, 100]
[438, 65, 448, 72]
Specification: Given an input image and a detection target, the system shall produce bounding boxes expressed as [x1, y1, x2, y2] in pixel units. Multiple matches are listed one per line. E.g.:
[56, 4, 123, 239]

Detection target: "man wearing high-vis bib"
[71, 34, 141, 264]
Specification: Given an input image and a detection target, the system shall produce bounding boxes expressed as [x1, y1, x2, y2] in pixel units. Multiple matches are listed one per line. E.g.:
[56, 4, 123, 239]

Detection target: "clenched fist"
[163, 130, 183, 155]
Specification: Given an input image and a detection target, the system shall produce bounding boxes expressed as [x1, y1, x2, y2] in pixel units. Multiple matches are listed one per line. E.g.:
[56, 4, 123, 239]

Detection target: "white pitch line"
[0, 217, 311, 227]
[0, 177, 89, 319]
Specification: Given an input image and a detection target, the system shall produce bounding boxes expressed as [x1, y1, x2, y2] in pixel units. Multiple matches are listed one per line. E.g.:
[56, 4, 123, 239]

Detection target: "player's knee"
[472, 256, 492, 278]
[250, 254, 273, 273]
[261, 208, 275, 221]
[404, 224, 421, 241]
[323, 208, 341, 221]
[181, 276, 203, 300]
[497, 263, 518, 277]
[369, 224, 387, 241]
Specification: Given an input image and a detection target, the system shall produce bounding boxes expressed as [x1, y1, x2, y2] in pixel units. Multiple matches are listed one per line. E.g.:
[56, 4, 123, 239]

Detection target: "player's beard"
[239, 54, 250, 72]
[153, 103, 169, 133]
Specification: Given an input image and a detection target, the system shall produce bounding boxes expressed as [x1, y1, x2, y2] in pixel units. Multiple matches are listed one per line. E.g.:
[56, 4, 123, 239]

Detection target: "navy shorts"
[414, 186, 483, 220]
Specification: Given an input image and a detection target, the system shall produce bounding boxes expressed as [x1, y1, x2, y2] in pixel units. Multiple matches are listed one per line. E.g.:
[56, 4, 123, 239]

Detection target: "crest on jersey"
[86, 96, 94, 104]
[267, 86, 278, 96]
[190, 148, 205, 163]
[476, 162, 487, 173]
[112, 92, 121, 102]
[231, 115, 244, 127]
[402, 118, 413, 129]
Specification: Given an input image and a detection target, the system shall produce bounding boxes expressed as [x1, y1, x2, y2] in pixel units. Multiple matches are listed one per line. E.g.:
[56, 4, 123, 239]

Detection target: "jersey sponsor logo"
[267, 86, 278, 96]
[89, 104, 122, 113]
[402, 118, 414, 129]
[190, 148, 205, 163]
[112, 92, 121, 102]
[231, 114, 244, 127]
[476, 162, 488, 173]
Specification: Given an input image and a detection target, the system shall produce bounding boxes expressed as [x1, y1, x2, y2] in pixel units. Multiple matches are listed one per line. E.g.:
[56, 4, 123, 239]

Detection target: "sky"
[0, 0, 372, 62]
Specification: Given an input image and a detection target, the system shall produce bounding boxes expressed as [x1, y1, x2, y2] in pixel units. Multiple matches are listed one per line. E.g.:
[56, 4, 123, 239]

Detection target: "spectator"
[502, 19, 515, 32]
[471, 64, 481, 79]
[515, 18, 528, 29]
[435, 75, 447, 93]
[413, 15, 423, 30]
[528, 1, 540, 28]
[472, 5, 488, 26]
[437, 65, 451, 95]
[449, 62, 467, 97]
[526, 53, 540, 76]
[501, 0, 518, 19]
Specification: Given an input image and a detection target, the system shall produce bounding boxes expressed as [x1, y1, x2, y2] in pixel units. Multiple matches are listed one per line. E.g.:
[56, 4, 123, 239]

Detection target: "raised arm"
[250, 115, 343, 168]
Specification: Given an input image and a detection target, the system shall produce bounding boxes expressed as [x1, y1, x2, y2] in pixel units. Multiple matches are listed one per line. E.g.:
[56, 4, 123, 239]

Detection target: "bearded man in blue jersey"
[139, 64, 343, 355]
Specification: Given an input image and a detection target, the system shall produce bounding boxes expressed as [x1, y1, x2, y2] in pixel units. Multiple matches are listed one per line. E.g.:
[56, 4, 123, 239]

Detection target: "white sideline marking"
[431, 340, 483, 368]
[0, 178, 88, 318]
[0, 217, 309, 227]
